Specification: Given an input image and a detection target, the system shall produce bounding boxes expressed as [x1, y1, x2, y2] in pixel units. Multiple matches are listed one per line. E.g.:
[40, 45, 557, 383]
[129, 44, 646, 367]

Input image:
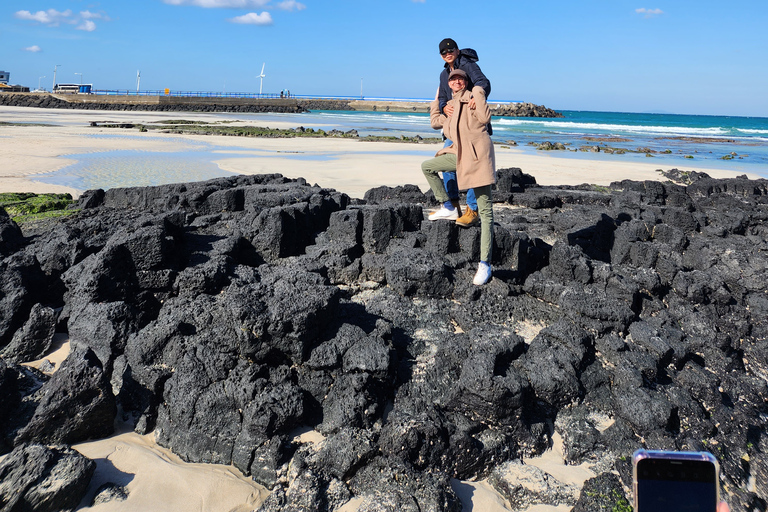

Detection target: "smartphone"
[633, 449, 720, 512]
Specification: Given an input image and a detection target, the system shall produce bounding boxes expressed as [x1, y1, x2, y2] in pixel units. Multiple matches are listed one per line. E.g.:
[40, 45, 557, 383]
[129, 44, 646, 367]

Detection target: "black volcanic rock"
[0, 252, 47, 351]
[2, 172, 768, 511]
[0, 208, 24, 257]
[14, 345, 116, 446]
[0, 303, 57, 364]
[0, 443, 95, 512]
[363, 184, 427, 205]
[571, 472, 629, 512]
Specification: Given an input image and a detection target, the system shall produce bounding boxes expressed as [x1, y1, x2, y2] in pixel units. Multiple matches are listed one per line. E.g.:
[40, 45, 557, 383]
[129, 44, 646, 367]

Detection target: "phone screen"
[635, 456, 718, 512]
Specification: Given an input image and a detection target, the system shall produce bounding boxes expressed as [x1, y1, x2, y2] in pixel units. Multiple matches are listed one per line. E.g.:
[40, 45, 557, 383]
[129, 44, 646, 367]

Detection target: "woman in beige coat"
[421, 68, 496, 285]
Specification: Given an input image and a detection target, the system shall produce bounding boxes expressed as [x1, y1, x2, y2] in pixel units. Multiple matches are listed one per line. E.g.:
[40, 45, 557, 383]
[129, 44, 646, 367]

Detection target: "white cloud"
[77, 20, 97, 31]
[229, 11, 273, 24]
[15, 8, 109, 31]
[275, 0, 306, 10]
[24, 45, 42, 52]
[164, 0, 270, 7]
[80, 10, 110, 21]
[636, 7, 664, 18]
[165, 0, 302, 24]
[15, 9, 73, 26]
[164, 0, 304, 10]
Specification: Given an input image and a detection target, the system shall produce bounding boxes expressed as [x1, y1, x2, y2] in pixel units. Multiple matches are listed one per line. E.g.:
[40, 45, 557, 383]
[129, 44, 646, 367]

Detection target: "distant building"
[0, 71, 30, 92]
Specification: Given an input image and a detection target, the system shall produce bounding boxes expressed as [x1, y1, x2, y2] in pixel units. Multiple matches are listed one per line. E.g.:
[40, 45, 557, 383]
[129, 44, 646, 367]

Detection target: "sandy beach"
[2, 106, 759, 201]
[3, 105, 759, 512]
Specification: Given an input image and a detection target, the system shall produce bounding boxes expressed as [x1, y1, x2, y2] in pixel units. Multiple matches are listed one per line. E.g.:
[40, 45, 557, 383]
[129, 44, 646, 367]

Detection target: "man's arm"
[430, 97, 447, 130]
[437, 70, 451, 115]
[470, 87, 491, 125]
[462, 60, 491, 99]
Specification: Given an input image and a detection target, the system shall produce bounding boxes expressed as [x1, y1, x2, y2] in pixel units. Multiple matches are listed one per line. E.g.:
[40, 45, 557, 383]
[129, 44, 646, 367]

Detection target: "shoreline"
[1, 107, 762, 200]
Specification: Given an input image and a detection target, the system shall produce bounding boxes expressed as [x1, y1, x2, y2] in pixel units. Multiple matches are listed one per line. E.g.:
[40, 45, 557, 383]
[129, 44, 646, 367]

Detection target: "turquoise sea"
[270, 109, 768, 177]
[30, 108, 768, 191]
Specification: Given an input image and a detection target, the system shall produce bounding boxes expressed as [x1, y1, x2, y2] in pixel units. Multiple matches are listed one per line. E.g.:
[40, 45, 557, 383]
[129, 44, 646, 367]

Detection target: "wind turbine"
[258, 63, 266, 95]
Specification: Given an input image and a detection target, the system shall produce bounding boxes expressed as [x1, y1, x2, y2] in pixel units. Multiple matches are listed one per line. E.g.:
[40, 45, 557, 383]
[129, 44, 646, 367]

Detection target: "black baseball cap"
[439, 38, 458, 54]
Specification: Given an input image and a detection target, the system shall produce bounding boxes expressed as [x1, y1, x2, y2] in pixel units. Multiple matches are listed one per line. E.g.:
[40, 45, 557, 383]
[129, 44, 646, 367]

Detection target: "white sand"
[73, 425, 268, 511]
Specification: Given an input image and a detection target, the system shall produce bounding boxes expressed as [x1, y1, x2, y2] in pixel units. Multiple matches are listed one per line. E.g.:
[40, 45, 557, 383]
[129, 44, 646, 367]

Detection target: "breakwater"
[0, 92, 562, 117]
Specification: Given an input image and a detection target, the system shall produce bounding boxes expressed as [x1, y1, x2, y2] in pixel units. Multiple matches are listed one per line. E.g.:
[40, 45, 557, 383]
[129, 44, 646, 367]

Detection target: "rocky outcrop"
[492, 102, 564, 118]
[1, 170, 767, 511]
[0, 443, 96, 512]
[0, 208, 24, 257]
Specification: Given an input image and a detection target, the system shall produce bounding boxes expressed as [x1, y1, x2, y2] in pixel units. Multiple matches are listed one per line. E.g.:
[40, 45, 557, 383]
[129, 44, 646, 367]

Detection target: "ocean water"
[493, 111, 768, 174]
[263, 109, 768, 176]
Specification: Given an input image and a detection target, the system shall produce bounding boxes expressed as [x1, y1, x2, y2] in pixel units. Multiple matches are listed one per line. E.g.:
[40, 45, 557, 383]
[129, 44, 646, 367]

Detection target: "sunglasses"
[440, 49, 456, 56]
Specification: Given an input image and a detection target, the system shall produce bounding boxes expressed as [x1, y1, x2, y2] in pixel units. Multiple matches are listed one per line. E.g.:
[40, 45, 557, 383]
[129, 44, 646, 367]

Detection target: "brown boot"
[455, 208, 479, 227]
[450, 200, 463, 217]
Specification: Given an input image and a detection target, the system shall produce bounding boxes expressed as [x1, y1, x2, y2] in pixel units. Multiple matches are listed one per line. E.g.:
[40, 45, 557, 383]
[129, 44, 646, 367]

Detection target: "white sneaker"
[473, 262, 492, 286]
[428, 206, 459, 221]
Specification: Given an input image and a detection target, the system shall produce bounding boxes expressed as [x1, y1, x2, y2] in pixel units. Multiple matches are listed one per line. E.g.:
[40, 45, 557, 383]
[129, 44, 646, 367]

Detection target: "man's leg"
[443, 171, 459, 202]
[421, 153, 460, 220]
[441, 138, 460, 202]
[473, 185, 494, 285]
[456, 187, 480, 227]
[421, 153, 455, 203]
[465, 187, 478, 211]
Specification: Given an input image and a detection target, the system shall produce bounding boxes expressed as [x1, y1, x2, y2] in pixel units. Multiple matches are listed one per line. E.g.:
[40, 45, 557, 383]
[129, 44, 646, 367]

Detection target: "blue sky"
[2, 0, 767, 117]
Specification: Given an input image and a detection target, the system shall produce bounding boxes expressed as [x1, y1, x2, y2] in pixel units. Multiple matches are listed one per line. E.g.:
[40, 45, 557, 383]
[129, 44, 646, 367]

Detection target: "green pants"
[474, 185, 493, 263]
[421, 154, 494, 263]
[421, 153, 456, 204]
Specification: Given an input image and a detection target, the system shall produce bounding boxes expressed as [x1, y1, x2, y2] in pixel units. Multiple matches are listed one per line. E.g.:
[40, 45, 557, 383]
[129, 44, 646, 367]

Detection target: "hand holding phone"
[633, 449, 720, 512]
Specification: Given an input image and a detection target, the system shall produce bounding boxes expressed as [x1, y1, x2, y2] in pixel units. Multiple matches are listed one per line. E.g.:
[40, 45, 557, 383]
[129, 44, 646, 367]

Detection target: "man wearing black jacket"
[430, 38, 492, 226]
[437, 38, 491, 118]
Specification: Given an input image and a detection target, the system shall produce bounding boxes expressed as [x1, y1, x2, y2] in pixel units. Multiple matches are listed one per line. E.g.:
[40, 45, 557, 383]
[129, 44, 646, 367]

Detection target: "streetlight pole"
[360, 78, 363, 100]
[53, 64, 61, 91]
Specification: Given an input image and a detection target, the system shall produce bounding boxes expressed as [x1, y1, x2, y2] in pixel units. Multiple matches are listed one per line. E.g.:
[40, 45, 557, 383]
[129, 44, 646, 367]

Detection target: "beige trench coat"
[430, 86, 496, 190]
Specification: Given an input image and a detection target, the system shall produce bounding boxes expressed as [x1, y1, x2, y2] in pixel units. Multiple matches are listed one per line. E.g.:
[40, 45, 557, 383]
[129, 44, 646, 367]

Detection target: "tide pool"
[33, 136, 337, 191]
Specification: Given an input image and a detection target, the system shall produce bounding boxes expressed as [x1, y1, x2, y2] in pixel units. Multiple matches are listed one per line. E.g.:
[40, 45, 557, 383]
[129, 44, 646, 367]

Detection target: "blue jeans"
[442, 138, 478, 211]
